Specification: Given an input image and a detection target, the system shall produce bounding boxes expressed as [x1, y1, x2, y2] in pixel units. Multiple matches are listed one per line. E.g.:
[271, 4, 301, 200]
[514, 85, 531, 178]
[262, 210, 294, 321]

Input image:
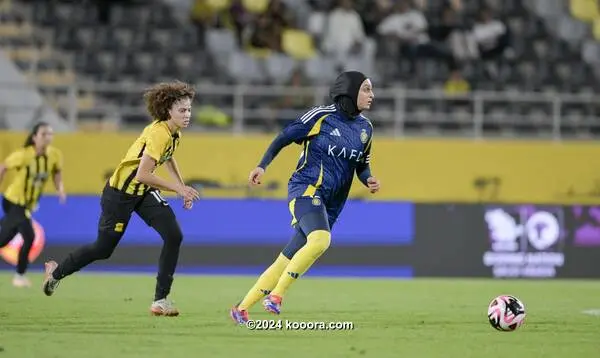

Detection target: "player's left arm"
[356, 131, 380, 193]
[51, 148, 67, 204]
[165, 157, 185, 187]
[165, 157, 193, 209]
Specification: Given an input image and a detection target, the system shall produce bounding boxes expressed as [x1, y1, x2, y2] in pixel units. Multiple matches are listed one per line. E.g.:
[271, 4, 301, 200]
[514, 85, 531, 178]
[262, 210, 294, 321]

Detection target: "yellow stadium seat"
[242, 0, 269, 13]
[245, 46, 272, 58]
[570, 0, 600, 22]
[593, 18, 600, 39]
[36, 70, 75, 86]
[6, 46, 50, 61]
[0, 0, 13, 12]
[192, 0, 230, 19]
[281, 29, 316, 60]
[206, 0, 231, 12]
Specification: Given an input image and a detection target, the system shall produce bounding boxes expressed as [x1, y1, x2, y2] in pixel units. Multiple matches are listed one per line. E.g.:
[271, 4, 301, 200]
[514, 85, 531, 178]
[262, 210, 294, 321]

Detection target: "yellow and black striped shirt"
[3, 145, 63, 211]
[108, 120, 181, 196]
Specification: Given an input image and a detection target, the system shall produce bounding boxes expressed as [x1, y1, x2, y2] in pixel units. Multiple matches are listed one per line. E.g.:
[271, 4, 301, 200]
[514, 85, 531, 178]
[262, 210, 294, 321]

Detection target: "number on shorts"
[150, 191, 168, 206]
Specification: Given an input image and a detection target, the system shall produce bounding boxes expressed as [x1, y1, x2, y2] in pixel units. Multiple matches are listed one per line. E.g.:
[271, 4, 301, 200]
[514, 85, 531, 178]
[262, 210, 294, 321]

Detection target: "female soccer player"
[42, 81, 201, 317]
[230, 71, 381, 324]
[0, 122, 66, 288]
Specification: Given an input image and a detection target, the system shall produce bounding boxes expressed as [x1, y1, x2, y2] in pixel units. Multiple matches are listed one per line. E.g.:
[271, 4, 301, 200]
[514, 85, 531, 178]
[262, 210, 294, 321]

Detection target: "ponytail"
[24, 122, 49, 147]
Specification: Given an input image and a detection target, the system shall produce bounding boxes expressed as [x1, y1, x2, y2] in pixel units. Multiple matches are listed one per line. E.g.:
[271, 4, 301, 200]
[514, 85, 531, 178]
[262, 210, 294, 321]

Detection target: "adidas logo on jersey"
[329, 128, 341, 137]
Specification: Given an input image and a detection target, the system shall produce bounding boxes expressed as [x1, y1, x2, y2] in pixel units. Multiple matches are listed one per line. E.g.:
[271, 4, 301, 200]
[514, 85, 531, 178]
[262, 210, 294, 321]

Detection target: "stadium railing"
[0, 81, 598, 140]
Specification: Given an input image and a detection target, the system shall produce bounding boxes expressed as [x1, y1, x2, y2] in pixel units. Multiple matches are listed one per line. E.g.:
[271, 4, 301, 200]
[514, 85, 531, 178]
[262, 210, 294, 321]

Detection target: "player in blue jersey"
[230, 71, 380, 325]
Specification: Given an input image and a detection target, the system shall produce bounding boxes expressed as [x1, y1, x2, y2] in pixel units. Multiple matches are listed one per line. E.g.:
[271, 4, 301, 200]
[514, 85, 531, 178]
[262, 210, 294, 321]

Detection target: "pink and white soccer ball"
[487, 295, 526, 331]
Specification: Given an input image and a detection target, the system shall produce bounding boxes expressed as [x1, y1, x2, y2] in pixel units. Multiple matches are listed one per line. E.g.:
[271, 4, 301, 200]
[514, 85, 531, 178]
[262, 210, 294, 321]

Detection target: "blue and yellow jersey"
[259, 104, 373, 219]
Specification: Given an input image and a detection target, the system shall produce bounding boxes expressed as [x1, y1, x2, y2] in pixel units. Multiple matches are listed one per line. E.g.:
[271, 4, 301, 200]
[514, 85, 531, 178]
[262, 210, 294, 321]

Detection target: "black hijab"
[329, 71, 367, 117]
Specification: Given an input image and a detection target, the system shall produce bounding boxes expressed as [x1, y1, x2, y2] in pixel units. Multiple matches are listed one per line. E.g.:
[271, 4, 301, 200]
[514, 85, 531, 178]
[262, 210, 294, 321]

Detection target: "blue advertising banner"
[27, 196, 414, 246]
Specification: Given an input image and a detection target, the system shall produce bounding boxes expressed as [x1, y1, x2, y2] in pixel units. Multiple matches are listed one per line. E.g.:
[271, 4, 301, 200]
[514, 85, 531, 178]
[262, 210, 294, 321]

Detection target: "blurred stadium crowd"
[1, 0, 600, 136]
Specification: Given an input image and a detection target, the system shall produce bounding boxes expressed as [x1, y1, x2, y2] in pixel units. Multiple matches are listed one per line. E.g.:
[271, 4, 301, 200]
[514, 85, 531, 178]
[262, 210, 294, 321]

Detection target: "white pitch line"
[581, 309, 600, 316]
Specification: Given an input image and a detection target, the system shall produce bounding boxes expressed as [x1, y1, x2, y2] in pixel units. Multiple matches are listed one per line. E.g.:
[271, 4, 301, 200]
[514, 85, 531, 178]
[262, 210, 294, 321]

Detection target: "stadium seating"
[0, 0, 599, 137]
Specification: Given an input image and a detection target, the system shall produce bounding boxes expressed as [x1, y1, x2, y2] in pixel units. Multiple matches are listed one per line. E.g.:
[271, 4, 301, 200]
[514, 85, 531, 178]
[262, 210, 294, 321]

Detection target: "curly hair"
[143, 81, 195, 122]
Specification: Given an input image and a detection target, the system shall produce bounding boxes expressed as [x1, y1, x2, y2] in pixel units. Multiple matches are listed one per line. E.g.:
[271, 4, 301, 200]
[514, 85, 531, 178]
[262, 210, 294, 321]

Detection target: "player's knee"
[153, 218, 183, 246]
[165, 224, 183, 246]
[171, 229, 183, 246]
[93, 234, 118, 260]
[95, 244, 115, 260]
[20, 231, 34, 246]
[281, 231, 307, 259]
[20, 237, 34, 249]
[307, 230, 331, 254]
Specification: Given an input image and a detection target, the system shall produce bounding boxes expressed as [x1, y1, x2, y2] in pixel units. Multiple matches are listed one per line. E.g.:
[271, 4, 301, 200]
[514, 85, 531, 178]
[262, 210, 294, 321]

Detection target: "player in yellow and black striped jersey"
[108, 120, 182, 196]
[0, 122, 66, 288]
[42, 81, 201, 317]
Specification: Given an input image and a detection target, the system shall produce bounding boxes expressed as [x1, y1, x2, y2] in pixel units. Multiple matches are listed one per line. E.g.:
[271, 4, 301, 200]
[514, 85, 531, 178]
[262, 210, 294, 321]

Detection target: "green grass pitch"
[0, 272, 598, 358]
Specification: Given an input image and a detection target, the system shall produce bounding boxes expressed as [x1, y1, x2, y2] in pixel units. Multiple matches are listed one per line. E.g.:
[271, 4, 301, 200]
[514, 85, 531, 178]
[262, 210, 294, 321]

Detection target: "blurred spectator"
[190, 0, 251, 47]
[444, 69, 470, 95]
[321, 0, 366, 69]
[94, 0, 127, 24]
[247, 13, 283, 52]
[306, 1, 329, 47]
[468, 6, 510, 79]
[429, 5, 476, 66]
[265, 0, 294, 28]
[471, 6, 509, 62]
[377, 0, 429, 49]
[377, 0, 457, 72]
[307, 0, 335, 10]
[229, 0, 251, 46]
[429, 6, 459, 45]
[357, 0, 393, 37]
[268, 67, 313, 130]
[189, 0, 214, 48]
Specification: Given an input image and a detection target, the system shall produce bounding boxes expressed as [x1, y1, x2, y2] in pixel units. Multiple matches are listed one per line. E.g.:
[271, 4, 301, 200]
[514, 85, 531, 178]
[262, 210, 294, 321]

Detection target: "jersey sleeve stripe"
[300, 104, 336, 124]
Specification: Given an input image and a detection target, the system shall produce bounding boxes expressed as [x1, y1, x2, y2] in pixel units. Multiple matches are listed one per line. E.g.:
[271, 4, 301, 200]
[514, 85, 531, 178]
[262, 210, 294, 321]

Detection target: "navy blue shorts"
[288, 196, 330, 235]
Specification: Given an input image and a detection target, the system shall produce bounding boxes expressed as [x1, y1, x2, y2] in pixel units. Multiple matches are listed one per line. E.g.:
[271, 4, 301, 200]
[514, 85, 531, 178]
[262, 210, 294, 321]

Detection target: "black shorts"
[2, 198, 30, 224]
[2, 197, 24, 216]
[98, 184, 176, 236]
[0, 197, 33, 242]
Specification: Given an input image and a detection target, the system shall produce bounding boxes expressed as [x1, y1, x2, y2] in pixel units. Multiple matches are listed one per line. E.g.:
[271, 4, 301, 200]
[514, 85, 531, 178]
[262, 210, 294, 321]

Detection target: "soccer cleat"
[230, 306, 250, 325]
[42, 261, 60, 296]
[150, 298, 179, 317]
[263, 294, 282, 315]
[12, 274, 31, 288]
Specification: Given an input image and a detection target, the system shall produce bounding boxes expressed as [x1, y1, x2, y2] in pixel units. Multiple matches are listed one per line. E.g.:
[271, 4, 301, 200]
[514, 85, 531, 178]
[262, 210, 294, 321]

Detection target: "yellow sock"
[271, 230, 331, 298]
[237, 254, 290, 310]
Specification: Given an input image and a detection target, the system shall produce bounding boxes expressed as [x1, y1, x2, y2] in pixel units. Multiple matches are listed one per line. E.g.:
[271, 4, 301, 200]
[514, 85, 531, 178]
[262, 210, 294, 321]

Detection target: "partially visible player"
[42, 81, 201, 316]
[0, 122, 66, 287]
[230, 71, 380, 324]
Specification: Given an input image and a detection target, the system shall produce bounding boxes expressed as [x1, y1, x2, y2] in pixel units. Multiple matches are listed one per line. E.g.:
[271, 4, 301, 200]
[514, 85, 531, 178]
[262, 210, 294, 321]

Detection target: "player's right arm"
[250, 106, 333, 186]
[256, 106, 332, 170]
[134, 129, 199, 202]
[0, 149, 25, 188]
